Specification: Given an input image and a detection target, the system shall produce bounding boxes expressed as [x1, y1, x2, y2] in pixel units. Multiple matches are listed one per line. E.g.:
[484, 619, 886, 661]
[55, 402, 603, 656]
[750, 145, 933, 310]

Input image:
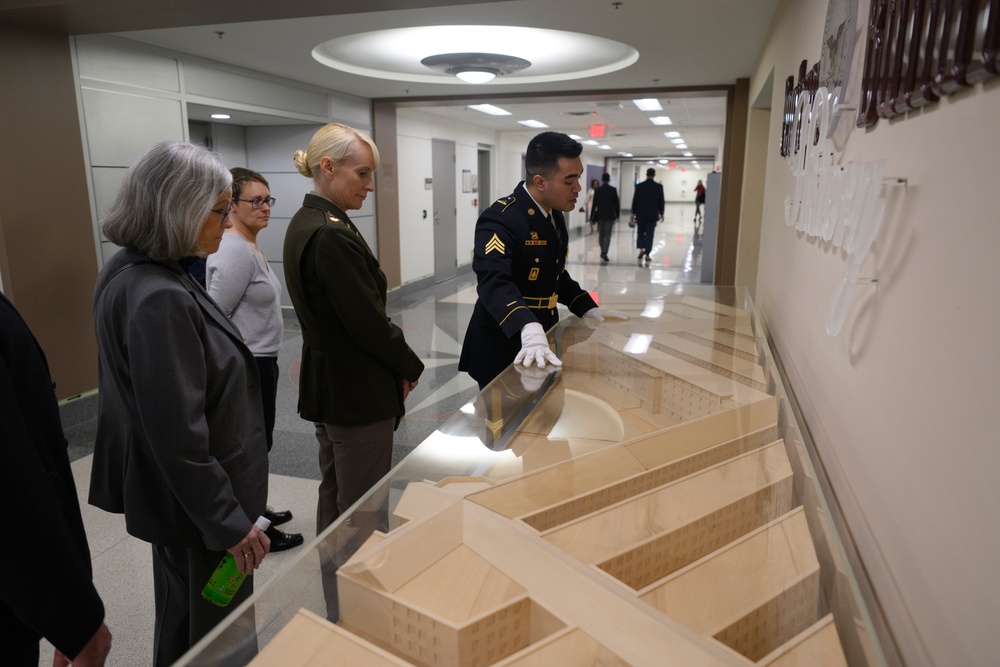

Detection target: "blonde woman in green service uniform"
[283, 123, 424, 534]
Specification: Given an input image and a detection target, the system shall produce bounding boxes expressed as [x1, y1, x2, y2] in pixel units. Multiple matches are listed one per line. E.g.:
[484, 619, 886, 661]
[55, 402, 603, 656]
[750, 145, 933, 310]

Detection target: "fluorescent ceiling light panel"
[211, 114, 231, 119]
[468, 103, 511, 115]
[683, 152, 693, 157]
[677, 143, 688, 149]
[664, 131, 680, 138]
[670, 138, 684, 144]
[518, 120, 548, 128]
[649, 116, 672, 125]
[582, 139, 598, 145]
[632, 98, 662, 111]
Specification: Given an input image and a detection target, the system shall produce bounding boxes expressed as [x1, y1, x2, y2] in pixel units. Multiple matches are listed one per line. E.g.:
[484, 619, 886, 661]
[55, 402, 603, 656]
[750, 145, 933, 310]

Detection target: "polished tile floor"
[45, 203, 704, 665]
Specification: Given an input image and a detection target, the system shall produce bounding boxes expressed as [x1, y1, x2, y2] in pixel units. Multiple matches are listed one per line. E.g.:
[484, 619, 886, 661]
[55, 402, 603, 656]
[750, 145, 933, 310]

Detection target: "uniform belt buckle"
[546, 294, 557, 309]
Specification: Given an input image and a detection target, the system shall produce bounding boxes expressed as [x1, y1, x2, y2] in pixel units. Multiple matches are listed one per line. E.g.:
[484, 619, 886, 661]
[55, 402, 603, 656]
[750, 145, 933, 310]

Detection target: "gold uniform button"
[534, 257, 540, 263]
[527, 208, 536, 216]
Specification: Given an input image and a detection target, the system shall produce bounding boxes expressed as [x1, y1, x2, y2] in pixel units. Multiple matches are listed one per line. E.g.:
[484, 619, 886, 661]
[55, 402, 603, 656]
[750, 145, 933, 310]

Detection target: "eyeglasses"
[234, 196, 276, 209]
[210, 200, 233, 222]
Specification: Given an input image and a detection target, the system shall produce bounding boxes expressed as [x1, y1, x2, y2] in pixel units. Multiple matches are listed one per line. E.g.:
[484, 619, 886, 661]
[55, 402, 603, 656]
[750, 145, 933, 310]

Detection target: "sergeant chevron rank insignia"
[484, 234, 506, 255]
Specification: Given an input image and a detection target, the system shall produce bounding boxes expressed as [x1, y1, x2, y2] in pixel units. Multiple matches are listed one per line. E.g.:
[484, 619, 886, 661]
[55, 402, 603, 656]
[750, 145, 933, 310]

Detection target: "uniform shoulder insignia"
[484, 233, 506, 255]
[496, 195, 516, 212]
[326, 212, 341, 224]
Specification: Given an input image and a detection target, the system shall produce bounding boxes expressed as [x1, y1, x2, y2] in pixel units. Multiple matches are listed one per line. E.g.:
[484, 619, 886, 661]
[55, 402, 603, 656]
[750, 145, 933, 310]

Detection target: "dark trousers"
[314, 418, 395, 533]
[151, 544, 257, 667]
[596, 218, 615, 256]
[636, 220, 657, 254]
[254, 356, 279, 451]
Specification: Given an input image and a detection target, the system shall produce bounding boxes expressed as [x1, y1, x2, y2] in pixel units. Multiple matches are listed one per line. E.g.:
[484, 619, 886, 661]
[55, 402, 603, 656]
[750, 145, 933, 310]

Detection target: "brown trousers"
[313, 418, 395, 533]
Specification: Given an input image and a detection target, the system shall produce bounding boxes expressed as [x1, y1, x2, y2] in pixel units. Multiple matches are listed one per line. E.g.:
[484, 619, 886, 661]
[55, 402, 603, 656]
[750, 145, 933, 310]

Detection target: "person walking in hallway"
[591, 172, 620, 262]
[459, 132, 628, 388]
[694, 178, 706, 222]
[206, 167, 303, 553]
[283, 123, 424, 535]
[1, 292, 112, 667]
[582, 178, 599, 234]
[630, 167, 665, 264]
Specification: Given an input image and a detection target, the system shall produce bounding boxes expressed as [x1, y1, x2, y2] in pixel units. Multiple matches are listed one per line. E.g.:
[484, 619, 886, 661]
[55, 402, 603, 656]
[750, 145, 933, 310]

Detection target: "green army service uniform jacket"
[283, 194, 423, 426]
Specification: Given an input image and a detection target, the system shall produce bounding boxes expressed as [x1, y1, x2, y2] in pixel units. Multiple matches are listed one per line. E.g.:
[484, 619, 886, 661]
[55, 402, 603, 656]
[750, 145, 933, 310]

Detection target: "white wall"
[395, 108, 501, 283]
[396, 133, 435, 282]
[749, 2, 1000, 666]
[244, 124, 327, 307]
[72, 34, 368, 271]
[659, 166, 712, 203]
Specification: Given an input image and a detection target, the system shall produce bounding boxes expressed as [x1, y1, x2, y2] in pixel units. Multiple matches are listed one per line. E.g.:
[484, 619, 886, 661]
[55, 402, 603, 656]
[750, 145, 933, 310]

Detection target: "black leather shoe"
[264, 506, 292, 526]
[265, 525, 304, 552]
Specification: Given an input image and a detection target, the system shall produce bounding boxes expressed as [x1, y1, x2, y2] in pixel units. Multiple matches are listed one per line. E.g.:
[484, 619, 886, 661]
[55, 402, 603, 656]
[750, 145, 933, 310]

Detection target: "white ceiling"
[37, 0, 781, 162]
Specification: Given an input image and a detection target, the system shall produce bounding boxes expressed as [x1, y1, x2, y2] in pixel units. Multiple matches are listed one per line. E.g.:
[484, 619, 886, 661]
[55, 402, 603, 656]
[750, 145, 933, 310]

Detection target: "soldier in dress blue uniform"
[459, 132, 628, 387]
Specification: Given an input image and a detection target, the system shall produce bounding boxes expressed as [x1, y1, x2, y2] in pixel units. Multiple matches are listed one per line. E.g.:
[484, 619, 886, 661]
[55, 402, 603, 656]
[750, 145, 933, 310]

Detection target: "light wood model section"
[248, 296, 854, 665]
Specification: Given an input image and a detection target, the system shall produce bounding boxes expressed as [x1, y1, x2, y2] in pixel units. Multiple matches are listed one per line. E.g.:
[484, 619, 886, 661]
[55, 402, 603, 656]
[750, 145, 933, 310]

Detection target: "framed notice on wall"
[820, 0, 858, 137]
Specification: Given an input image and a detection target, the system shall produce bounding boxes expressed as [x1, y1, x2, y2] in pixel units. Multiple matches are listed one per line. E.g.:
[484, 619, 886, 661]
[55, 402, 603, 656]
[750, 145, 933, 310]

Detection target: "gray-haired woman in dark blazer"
[91, 141, 270, 666]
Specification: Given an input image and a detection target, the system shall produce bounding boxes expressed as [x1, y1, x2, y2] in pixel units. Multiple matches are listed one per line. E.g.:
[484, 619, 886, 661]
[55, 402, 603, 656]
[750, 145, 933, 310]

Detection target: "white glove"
[513, 322, 562, 369]
[584, 307, 630, 322]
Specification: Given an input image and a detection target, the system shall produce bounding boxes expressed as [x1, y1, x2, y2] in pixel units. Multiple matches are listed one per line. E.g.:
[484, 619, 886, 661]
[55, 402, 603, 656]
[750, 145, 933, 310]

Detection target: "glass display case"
[178, 285, 888, 667]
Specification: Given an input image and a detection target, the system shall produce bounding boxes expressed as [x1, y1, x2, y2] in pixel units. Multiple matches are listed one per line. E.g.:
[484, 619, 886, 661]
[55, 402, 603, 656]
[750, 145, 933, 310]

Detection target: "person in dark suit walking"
[459, 132, 628, 388]
[283, 123, 424, 534]
[91, 141, 271, 666]
[630, 167, 665, 264]
[1, 292, 112, 667]
[590, 172, 620, 262]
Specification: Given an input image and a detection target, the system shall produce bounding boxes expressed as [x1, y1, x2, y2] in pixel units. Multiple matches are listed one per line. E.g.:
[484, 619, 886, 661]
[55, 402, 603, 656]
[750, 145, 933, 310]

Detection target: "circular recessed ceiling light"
[312, 25, 637, 85]
[420, 52, 532, 84]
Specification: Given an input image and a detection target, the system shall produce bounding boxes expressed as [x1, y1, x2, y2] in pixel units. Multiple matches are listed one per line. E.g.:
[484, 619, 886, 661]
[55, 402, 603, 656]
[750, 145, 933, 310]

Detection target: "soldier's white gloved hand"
[513, 322, 562, 369]
[583, 307, 630, 322]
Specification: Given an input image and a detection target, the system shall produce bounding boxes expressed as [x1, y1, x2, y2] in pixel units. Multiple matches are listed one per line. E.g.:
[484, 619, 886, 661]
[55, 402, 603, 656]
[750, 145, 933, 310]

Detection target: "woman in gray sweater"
[206, 167, 303, 552]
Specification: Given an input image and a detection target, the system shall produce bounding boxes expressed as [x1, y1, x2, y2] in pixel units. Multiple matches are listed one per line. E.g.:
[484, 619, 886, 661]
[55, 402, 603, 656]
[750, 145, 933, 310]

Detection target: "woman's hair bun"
[292, 149, 312, 177]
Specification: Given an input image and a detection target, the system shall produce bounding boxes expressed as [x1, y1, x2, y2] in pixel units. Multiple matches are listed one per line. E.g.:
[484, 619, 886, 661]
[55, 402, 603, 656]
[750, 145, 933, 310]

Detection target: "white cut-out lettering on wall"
[783, 87, 885, 336]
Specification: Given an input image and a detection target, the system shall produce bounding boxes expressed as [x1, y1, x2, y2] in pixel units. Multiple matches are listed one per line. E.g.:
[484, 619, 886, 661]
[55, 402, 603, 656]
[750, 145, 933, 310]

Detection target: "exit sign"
[588, 123, 606, 138]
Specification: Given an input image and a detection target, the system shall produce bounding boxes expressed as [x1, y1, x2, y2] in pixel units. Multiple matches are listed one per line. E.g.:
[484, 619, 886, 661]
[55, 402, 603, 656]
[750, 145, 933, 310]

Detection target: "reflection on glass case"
[178, 285, 887, 667]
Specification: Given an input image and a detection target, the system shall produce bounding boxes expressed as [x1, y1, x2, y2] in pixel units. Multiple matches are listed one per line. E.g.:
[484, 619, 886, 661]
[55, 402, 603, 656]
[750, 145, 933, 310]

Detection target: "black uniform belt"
[524, 293, 558, 309]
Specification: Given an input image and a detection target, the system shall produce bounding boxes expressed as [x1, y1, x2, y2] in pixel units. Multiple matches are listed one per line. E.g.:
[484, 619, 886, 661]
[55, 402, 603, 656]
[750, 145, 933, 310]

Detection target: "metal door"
[432, 139, 457, 283]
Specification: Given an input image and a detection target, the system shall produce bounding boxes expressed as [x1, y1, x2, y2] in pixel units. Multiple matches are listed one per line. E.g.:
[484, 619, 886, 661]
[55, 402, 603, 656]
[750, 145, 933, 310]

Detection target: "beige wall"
[0, 24, 99, 399]
[749, 1, 1000, 666]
